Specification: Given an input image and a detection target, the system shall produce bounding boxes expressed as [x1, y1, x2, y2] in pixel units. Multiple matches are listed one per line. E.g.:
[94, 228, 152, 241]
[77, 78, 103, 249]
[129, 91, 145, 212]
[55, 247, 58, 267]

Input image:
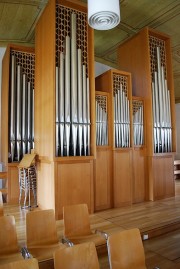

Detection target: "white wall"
[175, 103, 180, 159]
[95, 61, 111, 77]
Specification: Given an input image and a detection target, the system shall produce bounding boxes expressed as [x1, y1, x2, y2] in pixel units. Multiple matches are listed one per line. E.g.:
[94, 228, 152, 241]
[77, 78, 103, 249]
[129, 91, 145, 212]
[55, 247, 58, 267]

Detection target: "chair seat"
[54, 242, 100, 269]
[28, 243, 65, 262]
[0, 258, 39, 269]
[0, 252, 23, 265]
[68, 233, 106, 246]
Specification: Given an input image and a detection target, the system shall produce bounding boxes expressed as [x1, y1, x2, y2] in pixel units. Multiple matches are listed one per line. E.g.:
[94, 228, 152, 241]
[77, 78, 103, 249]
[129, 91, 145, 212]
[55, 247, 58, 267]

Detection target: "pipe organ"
[133, 100, 144, 146]
[34, 0, 95, 218]
[9, 50, 35, 162]
[55, 5, 90, 157]
[149, 36, 172, 153]
[95, 95, 108, 146]
[118, 27, 176, 201]
[95, 69, 133, 208]
[113, 74, 130, 148]
[1, 0, 176, 213]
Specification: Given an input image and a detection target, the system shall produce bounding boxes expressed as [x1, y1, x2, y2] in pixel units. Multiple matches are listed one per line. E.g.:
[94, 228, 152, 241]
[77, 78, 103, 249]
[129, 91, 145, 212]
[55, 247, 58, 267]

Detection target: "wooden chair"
[0, 216, 23, 265]
[0, 258, 39, 269]
[107, 228, 147, 269]
[63, 204, 107, 254]
[54, 242, 100, 269]
[25, 209, 65, 263]
[0, 191, 3, 216]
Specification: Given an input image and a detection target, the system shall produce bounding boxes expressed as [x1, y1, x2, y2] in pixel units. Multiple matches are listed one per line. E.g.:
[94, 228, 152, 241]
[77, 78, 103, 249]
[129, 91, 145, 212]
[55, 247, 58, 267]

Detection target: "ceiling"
[0, 0, 179, 102]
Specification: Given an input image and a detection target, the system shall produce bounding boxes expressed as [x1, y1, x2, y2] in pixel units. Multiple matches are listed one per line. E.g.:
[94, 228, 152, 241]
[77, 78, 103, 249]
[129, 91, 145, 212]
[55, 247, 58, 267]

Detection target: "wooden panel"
[1, 46, 10, 165]
[132, 147, 147, 203]
[148, 154, 175, 200]
[37, 160, 55, 210]
[94, 147, 112, 211]
[113, 149, 132, 207]
[35, 0, 56, 159]
[55, 160, 94, 219]
[35, 0, 56, 211]
[7, 163, 19, 204]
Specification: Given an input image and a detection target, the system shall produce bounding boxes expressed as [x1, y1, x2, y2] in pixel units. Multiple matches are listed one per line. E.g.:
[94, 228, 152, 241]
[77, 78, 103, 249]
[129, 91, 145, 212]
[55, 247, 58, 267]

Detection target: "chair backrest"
[26, 209, 59, 247]
[0, 215, 19, 255]
[54, 242, 100, 269]
[0, 191, 3, 216]
[107, 228, 147, 269]
[63, 204, 91, 237]
[0, 258, 39, 269]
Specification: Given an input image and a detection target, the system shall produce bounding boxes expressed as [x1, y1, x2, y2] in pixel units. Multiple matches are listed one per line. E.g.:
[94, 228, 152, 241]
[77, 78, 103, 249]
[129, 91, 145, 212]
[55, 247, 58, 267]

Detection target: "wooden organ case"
[118, 27, 176, 200]
[95, 91, 112, 211]
[95, 69, 133, 207]
[35, 0, 95, 218]
[132, 97, 147, 203]
[1, 44, 35, 203]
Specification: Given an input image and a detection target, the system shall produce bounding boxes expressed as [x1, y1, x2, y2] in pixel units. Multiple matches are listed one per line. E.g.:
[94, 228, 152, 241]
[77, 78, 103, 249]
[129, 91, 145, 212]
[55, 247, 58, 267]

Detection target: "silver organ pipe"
[10, 55, 16, 162]
[32, 88, 35, 149]
[16, 65, 22, 161]
[95, 96, 108, 146]
[9, 52, 34, 162]
[152, 46, 172, 153]
[77, 49, 83, 156]
[114, 84, 130, 148]
[87, 78, 90, 155]
[55, 12, 91, 157]
[82, 65, 87, 156]
[133, 102, 144, 146]
[59, 52, 65, 157]
[55, 66, 59, 157]
[22, 73, 27, 156]
[71, 13, 78, 156]
[27, 82, 32, 154]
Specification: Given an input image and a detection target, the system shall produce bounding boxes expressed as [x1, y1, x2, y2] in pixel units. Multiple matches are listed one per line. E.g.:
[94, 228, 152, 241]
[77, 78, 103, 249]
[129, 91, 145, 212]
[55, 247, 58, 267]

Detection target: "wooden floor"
[3, 180, 180, 269]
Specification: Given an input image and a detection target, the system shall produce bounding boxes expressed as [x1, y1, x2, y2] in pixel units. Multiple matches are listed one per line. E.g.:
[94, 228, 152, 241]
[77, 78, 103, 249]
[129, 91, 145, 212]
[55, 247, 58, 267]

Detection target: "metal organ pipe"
[22, 73, 27, 156]
[10, 55, 16, 161]
[16, 65, 22, 161]
[133, 104, 143, 146]
[152, 46, 172, 153]
[9, 53, 34, 162]
[55, 12, 91, 157]
[114, 85, 130, 148]
[55, 66, 59, 157]
[95, 98, 108, 146]
[59, 52, 65, 157]
[77, 49, 83, 156]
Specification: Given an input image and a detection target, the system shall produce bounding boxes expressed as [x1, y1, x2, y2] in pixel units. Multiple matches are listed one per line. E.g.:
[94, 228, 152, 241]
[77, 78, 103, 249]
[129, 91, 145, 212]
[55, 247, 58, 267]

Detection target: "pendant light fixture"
[88, 0, 120, 30]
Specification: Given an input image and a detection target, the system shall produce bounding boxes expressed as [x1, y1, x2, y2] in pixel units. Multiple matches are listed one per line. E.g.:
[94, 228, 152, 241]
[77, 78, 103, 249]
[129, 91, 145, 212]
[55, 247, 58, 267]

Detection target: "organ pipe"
[95, 97, 108, 146]
[55, 12, 91, 157]
[133, 103, 144, 146]
[9, 53, 34, 162]
[114, 85, 130, 148]
[152, 46, 172, 153]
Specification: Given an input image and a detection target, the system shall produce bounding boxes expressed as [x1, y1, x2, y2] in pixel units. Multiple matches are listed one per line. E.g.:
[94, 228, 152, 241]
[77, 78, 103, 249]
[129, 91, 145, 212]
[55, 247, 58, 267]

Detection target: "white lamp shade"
[88, 0, 120, 30]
